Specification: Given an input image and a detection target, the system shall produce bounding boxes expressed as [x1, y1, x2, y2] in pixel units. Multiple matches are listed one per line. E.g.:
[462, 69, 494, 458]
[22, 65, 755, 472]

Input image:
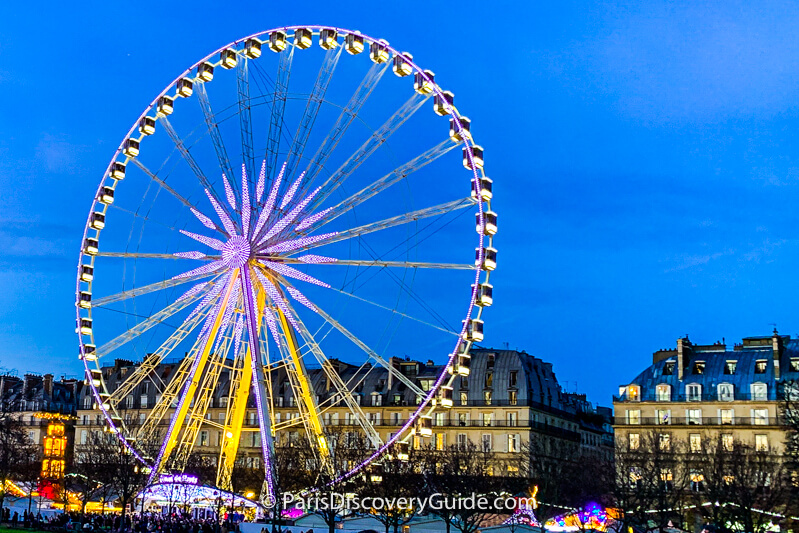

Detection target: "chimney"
[676, 337, 692, 381]
[43, 374, 54, 398]
[387, 357, 396, 390]
[23, 374, 36, 395]
[772, 329, 782, 380]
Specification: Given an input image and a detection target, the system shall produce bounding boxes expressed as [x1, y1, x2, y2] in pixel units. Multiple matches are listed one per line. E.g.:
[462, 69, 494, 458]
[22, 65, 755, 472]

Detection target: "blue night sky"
[2, 0, 799, 407]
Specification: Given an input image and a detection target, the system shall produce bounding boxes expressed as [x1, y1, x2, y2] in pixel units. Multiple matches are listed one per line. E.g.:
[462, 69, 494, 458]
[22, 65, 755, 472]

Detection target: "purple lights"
[221, 235, 252, 269]
[180, 230, 225, 251]
[263, 232, 338, 254]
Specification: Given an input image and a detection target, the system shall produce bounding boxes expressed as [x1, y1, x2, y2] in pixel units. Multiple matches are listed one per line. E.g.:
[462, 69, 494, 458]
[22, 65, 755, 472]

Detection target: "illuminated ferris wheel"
[75, 26, 496, 503]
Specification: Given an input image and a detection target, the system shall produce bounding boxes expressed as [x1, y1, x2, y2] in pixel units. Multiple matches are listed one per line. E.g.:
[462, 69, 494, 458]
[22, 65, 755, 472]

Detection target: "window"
[755, 434, 769, 452]
[663, 362, 675, 375]
[751, 383, 768, 401]
[687, 409, 702, 425]
[461, 376, 469, 389]
[460, 392, 468, 406]
[693, 361, 706, 375]
[482, 413, 492, 426]
[219, 396, 228, 408]
[368, 412, 381, 425]
[656, 384, 671, 402]
[80, 430, 88, 445]
[457, 433, 468, 449]
[481, 434, 492, 451]
[629, 433, 640, 450]
[660, 468, 673, 491]
[755, 360, 767, 374]
[509, 371, 518, 388]
[140, 394, 148, 409]
[658, 433, 671, 451]
[487, 354, 495, 369]
[372, 393, 382, 407]
[508, 434, 520, 453]
[720, 409, 734, 425]
[484, 391, 492, 405]
[83, 396, 92, 410]
[627, 385, 640, 401]
[629, 467, 642, 488]
[435, 433, 446, 451]
[509, 390, 518, 405]
[724, 360, 737, 375]
[485, 372, 493, 388]
[199, 431, 208, 446]
[391, 412, 401, 424]
[507, 412, 518, 426]
[686, 384, 702, 401]
[791, 358, 799, 372]
[753, 408, 768, 425]
[434, 412, 446, 426]
[393, 394, 402, 405]
[722, 434, 734, 451]
[689, 433, 701, 453]
[627, 409, 641, 425]
[656, 409, 671, 425]
[690, 470, 705, 492]
[125, 395, 133, 409]
[718, 383, 734, 401]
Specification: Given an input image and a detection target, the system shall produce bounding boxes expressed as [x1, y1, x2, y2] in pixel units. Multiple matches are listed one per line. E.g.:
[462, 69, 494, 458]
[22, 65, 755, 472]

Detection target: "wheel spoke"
[95, 284, 212, 358]
[310, 93, 430, 213]
[196, 82, 236, 195]
[283, 46, 343, 189]
[237, 58, 256, 191]
[262, 48, 295, 196]
[95, 252, 219, 260]
[304, 139, 460, 234]
[289, 197, 476, 252]
[158, 115, 234, 221]
[280, 258, 475, 270]
[300, 62, 389, 192]
[92, 273, 214, 307]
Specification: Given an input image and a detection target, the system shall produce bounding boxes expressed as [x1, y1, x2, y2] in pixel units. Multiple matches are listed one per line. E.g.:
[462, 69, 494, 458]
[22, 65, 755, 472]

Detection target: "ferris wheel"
[75, 26, 496, 503]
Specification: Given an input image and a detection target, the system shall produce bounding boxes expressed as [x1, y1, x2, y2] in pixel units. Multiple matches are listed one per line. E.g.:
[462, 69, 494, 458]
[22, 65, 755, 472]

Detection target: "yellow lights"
[90, 212, 105, 230]
[139, 116, 156, 136]
[158, 95, 174, 116]
[344, 33, 364, 55]
[476, 210, 497, 236]
[123, 139, 139, 158]
[434, 91, 454, 116]
[269, 31, 287, 52]
[476, 246, 497, 271]
[198, 62, 214, 82]
[450, 116, 472, 142]
[226, 431, 234, 439]
[475, 283, 493, 307]
[462, 145, 484, 170]
[470, 176, 492, 202]
[32, 412, 76, 421]
[79, 291, 92, 309]
[320, 28, 338, 50]
[370, 474, 383, 483]
[80, 343, 97, 361]
[83, 238, 99, 256]
[80, 265, 94, 282]
[392, 52, 413, 77]
[110, 161, 126, 180]
[295, 28, 313, 49]
[99, 186, 114, 205]
[317, 435, 329, 452]
[220, 49, 238, 69]
[370, 40, 389, 63]
[396, 442, 410, 461]
[176, 77, 193, 98]
[245, 38, 262, 58]
[245, 492, 255, 499]
[414, 70, 435, 94]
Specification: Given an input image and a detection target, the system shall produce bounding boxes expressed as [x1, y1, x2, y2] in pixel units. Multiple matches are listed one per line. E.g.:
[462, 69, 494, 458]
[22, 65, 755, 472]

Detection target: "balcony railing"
[615, 391, 778, 403]
[614, 416, 780, 427]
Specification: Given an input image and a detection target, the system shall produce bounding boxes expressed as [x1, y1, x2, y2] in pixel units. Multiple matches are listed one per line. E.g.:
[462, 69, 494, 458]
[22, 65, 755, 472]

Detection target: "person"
[11, 511, 18, 527]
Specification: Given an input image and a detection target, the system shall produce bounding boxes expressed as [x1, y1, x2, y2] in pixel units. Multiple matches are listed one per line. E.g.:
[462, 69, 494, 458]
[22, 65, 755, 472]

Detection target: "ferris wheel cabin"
[245, 38, 262, 58]
[197, 62, 214, 82]
[476, 211, 498, 236]
[268, 31, 287, 52]
[463, 145, 484, 170]
[475, 283, 493, 307]
[463, 318, 484, 343]
[295, 28, 313, 49]
[392, 53, 413, 77]
[98, 187, 114, 205]
[110, 162, 126, 180]
[450, 116, 472, 142]
[434, 91, 454, 116]
[220, 49, 238, 69]
[138, 116, 156, 136]
[320, 28, 338, 49]
[370, 40, 389, 63]
[345, 32, 364, 54]
[476, 246, 497, 271]
[471, 176, 492, 202]
[90, 212, 105, 230]
[414, 70, 435, 94]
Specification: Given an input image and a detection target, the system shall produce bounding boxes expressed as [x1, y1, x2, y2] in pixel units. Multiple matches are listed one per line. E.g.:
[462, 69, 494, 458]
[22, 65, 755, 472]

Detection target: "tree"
[0, 401, 39, 519]
[364, 447, 424, 533]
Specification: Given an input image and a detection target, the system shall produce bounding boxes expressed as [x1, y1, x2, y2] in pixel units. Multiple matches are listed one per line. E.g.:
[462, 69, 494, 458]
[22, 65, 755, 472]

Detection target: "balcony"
[614, 416, 778, 427]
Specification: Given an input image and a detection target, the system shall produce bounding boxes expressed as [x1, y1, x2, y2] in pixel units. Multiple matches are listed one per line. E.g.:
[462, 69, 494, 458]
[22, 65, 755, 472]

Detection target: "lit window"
[722, 434, 734, 451]
[485, 372, 493, 388]
[751, 383, 768, 401]
[509, 390, 518, 405]
[657, 409, 671, 425]
[656, 384, 671, 402]
[627, 409, 641, 425]
[755, 360, 767, 374]
[140, 394, 148, 409]
[660, 468, 673, 490]
[720, 409, 734, 425]
[693, 361, 705, 374]
[627, 385, 640, 401]
[482, 413, 492, 426]
[659, 433, 671, 451]
[753, 408, 768, 425]
[718, 383, 734, 401]
[690, 470, 705, 492]
[435, 433, 446, 451]
[484, 391, 492, 405]
[507, 412, 518, 427]
[724, 360, 737, 375]
[460, 392, 468, 406]
[791, 358, 799, 372]
[629, 433, 640, 450]
[755, 434, 769, 452]
[508, 434, 520, 453]
[125, 395, 133, 409]
[687, 409, 702, 425]
[481, 434, 492, 451]
[689, 433, 701, 452]
[686, 384, 702, 401]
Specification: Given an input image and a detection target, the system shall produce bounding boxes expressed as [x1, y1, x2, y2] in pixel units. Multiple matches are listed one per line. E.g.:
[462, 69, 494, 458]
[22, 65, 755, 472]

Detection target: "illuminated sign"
[159, 474, 199, 485]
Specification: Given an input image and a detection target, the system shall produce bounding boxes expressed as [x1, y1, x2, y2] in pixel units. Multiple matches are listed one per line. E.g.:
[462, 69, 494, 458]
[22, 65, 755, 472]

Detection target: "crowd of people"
[0, 509, 246, 533]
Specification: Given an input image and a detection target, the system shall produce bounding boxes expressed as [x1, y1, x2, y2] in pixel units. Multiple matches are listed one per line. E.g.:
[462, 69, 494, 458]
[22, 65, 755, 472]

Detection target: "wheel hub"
[221, 235, 252, 269]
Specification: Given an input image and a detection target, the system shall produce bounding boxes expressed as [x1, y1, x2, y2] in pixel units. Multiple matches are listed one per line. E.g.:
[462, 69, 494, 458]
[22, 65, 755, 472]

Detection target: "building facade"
[614, 331, 796, 456]
[75, 347, 613, 470]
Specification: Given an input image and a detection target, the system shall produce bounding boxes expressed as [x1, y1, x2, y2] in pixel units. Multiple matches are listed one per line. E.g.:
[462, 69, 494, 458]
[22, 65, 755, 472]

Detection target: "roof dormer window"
[755, 360, 767, 374]
[724, 360, 737, 375]
[692, 361, 705, 375]
[663, 362, 675, 375]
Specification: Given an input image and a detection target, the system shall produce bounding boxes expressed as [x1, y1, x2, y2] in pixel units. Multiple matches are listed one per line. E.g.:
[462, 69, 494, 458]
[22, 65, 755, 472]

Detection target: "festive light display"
[544, 503, 615, 532]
